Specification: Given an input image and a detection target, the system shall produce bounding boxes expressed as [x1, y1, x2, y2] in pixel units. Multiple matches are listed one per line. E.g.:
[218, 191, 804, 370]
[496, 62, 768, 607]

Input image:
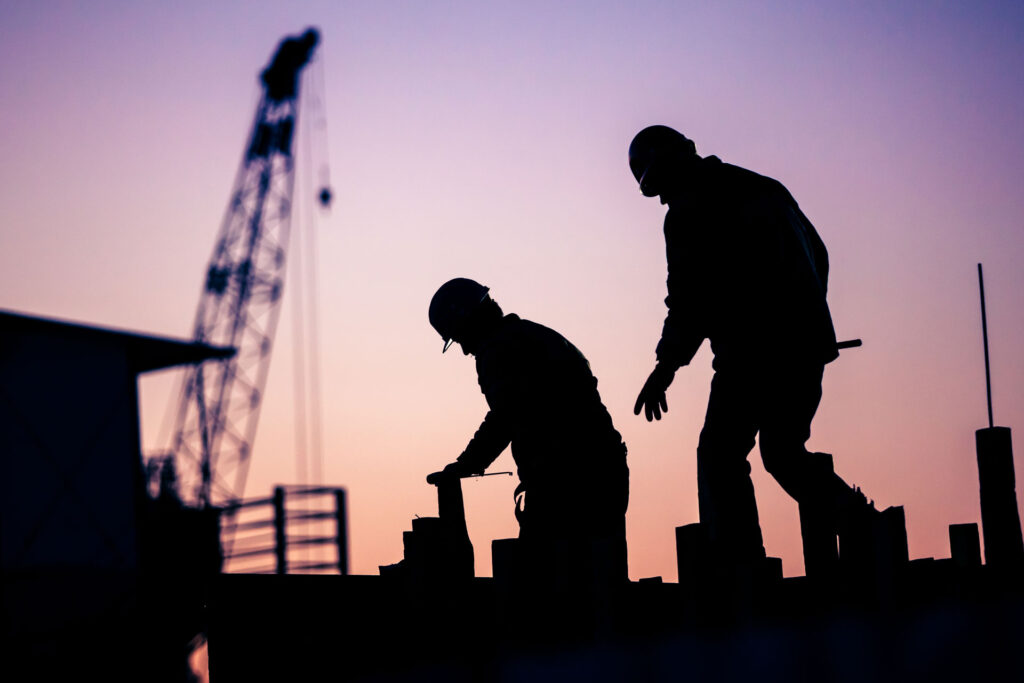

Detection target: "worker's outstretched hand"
[634, 363, 676, 421]
[426, 461, 464, 486]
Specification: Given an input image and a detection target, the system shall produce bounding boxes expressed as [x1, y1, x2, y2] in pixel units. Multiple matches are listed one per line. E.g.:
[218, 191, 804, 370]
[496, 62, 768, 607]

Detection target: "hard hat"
[429, 278, 491, 353]
[628, 125, 697, 197]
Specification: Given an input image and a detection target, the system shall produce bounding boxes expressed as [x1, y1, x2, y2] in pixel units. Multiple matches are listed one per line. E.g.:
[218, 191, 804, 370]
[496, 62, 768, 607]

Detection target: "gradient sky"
[2, 1, 1023, 580]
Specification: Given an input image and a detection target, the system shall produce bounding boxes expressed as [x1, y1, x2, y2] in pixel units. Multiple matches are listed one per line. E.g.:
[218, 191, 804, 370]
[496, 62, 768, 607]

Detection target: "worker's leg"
[758, 364, 868, 512]
[757, 364, 824, 502]
[588, 466, 629, 583]
[518, 475, 629, 581]
[697, 370, 764, 562]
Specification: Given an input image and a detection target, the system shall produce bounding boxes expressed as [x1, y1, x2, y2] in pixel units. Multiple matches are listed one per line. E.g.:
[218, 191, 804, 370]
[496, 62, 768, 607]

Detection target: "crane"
[160, 28, 326, 510]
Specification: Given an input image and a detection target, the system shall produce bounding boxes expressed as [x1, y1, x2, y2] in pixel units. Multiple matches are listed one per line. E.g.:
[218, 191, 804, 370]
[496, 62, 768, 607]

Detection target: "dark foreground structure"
[208, 472, 1024, 682]
[0, 310, 228, 680]
[210, 568, 1023, 682]
[4, 310, 1022, 681]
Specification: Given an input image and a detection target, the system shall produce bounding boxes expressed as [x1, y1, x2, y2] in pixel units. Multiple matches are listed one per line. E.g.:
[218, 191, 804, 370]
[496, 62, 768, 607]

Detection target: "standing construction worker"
[628, 125, 873, 566]
[428, 278, 629, 580]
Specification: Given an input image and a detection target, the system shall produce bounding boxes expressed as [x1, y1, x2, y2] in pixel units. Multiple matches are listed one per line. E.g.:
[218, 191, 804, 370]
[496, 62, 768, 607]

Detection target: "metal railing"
[220, 485, 348, 575]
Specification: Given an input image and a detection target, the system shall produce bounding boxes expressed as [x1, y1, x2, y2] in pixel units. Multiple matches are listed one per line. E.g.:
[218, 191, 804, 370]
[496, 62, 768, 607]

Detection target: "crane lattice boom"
[170, 29, 319, 508]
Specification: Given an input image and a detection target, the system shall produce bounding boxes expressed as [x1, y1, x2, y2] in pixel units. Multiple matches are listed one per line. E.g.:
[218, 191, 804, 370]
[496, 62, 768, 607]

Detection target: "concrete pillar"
[949, 523, 981, 568]
[976, 427, 1024, 566]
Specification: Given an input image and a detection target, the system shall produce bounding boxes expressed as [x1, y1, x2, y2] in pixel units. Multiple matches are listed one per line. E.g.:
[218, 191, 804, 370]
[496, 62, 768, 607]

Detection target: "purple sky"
[2, 1, 1023, 578]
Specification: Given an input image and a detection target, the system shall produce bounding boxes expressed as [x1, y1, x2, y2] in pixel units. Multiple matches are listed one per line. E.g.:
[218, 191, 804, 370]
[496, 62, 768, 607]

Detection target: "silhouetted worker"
[427, 278, 629, 579]
[628, 125, 873, 565]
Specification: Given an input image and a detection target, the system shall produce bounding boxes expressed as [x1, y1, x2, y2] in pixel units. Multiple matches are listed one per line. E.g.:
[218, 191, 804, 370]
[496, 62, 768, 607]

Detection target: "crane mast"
[169, 29, 320, 508]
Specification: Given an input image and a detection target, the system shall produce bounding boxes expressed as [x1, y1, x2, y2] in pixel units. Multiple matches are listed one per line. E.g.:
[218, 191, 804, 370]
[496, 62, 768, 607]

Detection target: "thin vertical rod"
[335, 488, 349, 575]
[274, 486, 288, 574]
[978, 263, 994, 429]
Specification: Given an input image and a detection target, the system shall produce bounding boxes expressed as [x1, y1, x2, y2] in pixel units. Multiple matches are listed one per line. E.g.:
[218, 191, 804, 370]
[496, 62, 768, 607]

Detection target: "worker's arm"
[455, 409, 511, 474]
[655, 208, 706, 370]
[428, 410, 510, 484]
[636, 210, 704, 421]
[449, 340, 523, 474]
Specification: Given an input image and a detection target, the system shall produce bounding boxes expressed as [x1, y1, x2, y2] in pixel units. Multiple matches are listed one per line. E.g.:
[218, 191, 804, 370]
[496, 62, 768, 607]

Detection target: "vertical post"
[334, 488, 349, 575]
[798, 453, 840, 579]
[975, 265, 1024, 567]
[976, 427, 1024, 566]
[196, 365, 212, 507]
[880, 506, 909, 565]
[273, 486, 287, 575]
[435, 476, 474, 580]
[675, 523, 710, 587]
[949, 523, 981, 568]
[978, 263, 994, 429]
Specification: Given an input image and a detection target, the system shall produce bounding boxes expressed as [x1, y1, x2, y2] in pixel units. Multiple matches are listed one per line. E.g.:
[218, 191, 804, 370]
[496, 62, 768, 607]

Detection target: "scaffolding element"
[221, 485, 349, 575]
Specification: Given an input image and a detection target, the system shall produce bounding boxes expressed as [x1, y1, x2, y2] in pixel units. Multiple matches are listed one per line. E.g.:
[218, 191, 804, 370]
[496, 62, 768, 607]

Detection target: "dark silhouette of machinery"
[151, 28, 329, 513]
[0, 310, 233, 680]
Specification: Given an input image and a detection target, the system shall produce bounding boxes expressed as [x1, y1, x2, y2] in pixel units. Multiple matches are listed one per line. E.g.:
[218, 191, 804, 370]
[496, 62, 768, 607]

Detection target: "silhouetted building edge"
[0, 308, 233, 679]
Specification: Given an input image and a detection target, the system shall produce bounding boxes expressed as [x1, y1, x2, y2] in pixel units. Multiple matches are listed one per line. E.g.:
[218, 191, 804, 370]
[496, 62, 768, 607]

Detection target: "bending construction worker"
[628, 125, 875, 566]
[428, 278, 629, 580]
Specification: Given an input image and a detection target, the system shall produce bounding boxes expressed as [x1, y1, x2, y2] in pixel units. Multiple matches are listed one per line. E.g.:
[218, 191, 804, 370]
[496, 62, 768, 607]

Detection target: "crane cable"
[309, 48, 331, 489]
[289, 50, 332, 570]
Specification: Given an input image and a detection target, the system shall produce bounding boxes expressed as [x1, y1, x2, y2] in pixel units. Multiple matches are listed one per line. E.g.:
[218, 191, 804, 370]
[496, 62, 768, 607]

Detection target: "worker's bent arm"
[657, 209, 705, 369]
[656, 314, 703, 370]
[456, 409, 511, 474]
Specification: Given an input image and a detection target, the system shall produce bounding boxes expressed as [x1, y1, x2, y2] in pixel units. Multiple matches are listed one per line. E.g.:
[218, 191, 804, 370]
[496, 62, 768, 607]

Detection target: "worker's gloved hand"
[634, 363, 676, 422]
[426, 461, 465, 485]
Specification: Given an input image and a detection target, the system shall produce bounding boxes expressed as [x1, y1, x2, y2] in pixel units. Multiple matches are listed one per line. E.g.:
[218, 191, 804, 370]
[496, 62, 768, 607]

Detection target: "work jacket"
[656, 155, 839, 372]
[455, 315, 628, 504]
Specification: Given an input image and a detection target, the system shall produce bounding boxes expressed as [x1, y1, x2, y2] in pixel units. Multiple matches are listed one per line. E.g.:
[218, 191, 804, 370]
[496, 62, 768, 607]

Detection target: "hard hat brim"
[638, 166, 660, 197]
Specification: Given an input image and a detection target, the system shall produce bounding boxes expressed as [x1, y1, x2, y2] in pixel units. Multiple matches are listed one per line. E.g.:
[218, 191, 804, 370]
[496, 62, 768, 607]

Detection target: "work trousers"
[516, 470, 629, 582]
[697, 363, 849, 563]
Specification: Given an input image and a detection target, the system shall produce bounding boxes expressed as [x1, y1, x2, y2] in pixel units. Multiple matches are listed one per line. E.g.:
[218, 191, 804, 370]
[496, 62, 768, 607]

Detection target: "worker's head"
[429, 278, 503, 356]
[628, 125, 699, 202]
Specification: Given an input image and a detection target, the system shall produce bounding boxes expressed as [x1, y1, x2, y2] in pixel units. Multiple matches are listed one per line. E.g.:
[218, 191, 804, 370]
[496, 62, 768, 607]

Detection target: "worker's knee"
[697, 442, 754, 483]
[759, 435, 784, 476]
[697, 425, 755, 463]
[759, 435, 829, 505]
[759, 433, 801, 481]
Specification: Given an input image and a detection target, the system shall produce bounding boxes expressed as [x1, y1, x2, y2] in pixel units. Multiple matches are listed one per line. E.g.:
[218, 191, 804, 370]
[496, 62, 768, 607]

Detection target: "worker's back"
[664, 156, 838, 369]
[475, 314, 628, 497]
